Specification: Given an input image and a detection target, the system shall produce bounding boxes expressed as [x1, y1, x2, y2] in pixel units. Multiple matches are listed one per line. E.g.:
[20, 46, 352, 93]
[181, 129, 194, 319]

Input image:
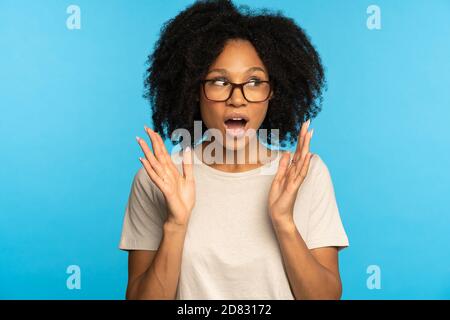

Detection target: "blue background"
[1, 0, 449, 299]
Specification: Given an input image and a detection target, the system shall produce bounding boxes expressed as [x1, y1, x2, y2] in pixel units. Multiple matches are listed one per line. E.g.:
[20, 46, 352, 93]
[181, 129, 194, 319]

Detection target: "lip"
[223, 118, 250, 138]
[223, 113, 250, 122]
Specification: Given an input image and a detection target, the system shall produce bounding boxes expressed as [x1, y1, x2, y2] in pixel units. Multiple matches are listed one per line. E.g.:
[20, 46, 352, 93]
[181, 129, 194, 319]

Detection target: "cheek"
[250, 104, 269, 128]
[199, 101, 221, 129]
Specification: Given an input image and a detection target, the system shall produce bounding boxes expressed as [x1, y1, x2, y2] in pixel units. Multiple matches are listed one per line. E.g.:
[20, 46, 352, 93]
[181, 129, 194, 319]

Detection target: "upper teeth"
[232, 118, 242, 120]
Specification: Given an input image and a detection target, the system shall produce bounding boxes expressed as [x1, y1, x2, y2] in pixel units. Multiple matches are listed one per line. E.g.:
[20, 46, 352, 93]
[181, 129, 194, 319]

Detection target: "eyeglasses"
[200, 78, 272, 102]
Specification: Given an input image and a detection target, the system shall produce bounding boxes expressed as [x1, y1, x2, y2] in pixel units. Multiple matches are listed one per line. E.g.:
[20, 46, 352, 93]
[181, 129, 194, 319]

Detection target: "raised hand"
[136, 126, 195, 227]
[268, 119, 314, 225]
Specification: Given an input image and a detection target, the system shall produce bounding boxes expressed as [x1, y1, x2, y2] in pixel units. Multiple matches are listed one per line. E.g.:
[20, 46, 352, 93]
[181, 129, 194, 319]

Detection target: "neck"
[197, 139, 277, 173]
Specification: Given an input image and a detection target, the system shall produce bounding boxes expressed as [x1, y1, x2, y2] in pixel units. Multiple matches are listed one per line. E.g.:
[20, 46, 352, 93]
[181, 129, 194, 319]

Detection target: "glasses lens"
[204, 80, 230, 101]
[243, 81, 270, 102]
[204, 80, 270, 102]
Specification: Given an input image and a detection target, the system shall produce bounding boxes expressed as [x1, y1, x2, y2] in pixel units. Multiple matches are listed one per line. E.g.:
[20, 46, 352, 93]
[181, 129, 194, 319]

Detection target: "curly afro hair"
[144, 0, 326, 148]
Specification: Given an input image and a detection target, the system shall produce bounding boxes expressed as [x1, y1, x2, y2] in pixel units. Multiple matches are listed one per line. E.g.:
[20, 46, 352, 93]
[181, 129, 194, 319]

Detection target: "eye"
[246, 77, 263, 86]
[210, 78, 229, 86]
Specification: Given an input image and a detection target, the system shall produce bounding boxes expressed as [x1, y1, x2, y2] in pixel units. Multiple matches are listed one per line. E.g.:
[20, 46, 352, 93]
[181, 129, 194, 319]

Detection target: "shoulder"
[132, 166, 163, 199]
[309, 153, 330, 177]
[134, 165, 150, 187]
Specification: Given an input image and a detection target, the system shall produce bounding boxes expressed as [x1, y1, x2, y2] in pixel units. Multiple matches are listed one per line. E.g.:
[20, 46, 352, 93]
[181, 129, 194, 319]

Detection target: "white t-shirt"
[119, 145, 349, 299]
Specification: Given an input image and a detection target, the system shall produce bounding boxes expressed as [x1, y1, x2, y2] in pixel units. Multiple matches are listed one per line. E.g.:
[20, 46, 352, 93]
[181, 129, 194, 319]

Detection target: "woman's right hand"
[136, 126, 195, 227]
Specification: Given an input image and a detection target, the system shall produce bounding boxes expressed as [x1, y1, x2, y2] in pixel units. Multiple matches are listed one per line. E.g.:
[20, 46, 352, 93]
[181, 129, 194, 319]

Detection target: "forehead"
[207, 39, 268, 76]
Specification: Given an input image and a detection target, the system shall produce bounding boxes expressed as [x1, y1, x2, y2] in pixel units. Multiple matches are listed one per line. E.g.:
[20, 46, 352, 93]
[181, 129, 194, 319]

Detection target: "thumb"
[182, 146, 194, 181]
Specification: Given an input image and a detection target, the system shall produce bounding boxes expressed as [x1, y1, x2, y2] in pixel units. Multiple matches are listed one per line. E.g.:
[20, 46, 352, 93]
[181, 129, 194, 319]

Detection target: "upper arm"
[310, 247, 340, 276]
[305, 155, 349, 250]
[119, 167, 167, 251]
[126, 250, 158, 299]
[310, 246, 342, 296]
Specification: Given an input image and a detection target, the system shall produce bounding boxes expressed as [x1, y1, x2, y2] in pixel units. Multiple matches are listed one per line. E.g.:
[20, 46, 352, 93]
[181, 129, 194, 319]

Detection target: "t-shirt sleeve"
[119, 166, 168, 251]
[305, 155, 349, 251]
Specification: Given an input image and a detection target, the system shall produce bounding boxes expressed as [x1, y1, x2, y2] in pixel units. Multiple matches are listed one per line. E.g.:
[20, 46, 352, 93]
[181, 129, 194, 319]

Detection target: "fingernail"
[310, 129, 314, 139]
[136, 136, 140, 143]
[185, 146, 191, 153]
[138, 157, 143, 162]
[144, 125, 150, 133]
[306, 119, 310, 128]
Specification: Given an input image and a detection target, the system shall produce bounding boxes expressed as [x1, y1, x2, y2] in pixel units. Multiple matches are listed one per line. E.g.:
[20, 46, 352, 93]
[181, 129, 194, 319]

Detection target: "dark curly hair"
[144, 0, 326, 148]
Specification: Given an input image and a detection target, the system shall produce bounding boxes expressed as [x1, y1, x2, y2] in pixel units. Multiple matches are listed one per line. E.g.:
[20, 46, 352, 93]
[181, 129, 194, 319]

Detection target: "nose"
[227, 85, 247, 107]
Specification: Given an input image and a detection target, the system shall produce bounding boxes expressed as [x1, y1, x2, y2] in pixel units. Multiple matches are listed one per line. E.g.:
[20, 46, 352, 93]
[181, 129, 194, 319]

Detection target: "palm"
[269, 171, 299, 217]
[137, 126, 195, 225]
[166, 173, 196, 221]
[268, 120, 314, 221]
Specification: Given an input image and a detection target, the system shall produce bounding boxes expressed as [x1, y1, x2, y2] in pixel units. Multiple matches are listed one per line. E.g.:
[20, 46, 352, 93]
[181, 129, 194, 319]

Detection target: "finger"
[156, 131, 171, 158]
[273, 152, 291, 183]
[145, 126, 179, 179]
[286, 152, 304, 187]
[286, 155, 299, 184]
[136, 136, 168, 181]
[294, 129, 313, 176]
[293, 119, 310, 162]
[302, 129, 313, 158]
[285, 151, 297, 179]
[139, 156, 168, 193]
[182, 146, 194, 181]
[145, 126, 166, 165]
[152, 128, 180, 176]
[294, 152, 313, 185]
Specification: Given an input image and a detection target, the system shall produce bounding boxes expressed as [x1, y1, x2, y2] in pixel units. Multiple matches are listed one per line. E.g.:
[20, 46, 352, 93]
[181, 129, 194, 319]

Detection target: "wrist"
[164, 219, 189, 233]
[270, 214, 296, 234]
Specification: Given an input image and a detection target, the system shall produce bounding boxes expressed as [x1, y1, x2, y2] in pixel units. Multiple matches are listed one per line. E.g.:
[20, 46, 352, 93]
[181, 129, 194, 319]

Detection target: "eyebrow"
[207, 66, 267, 75]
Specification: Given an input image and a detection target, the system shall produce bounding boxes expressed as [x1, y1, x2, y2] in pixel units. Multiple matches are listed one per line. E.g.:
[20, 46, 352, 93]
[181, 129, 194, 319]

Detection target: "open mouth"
[224, 118, 248, 137]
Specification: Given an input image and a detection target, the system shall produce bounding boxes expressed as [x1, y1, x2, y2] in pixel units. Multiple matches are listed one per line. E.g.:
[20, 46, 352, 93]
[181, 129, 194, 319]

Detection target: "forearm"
[129, 221, 188, 300]
[272, 217, 342, 300]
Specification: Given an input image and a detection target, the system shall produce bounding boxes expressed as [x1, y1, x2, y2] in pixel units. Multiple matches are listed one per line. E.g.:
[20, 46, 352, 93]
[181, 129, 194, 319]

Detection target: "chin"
[223, 128, 258, 152]
[223, 136, 247, 151]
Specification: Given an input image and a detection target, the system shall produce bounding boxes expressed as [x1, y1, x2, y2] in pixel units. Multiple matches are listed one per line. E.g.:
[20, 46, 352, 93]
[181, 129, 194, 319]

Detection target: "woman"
[119, 0, 349, 300]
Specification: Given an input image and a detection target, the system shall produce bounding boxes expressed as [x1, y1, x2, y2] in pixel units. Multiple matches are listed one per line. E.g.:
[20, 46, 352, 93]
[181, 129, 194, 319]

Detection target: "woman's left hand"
[268, 120, 314, 225]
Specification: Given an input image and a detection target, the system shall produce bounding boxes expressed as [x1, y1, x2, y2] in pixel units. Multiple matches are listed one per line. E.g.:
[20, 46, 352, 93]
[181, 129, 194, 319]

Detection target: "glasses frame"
[200, 79, 273, 103]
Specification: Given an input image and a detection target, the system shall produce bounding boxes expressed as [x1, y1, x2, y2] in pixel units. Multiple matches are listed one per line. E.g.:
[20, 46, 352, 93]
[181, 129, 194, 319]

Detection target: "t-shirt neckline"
[192, 145, 282, 178]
